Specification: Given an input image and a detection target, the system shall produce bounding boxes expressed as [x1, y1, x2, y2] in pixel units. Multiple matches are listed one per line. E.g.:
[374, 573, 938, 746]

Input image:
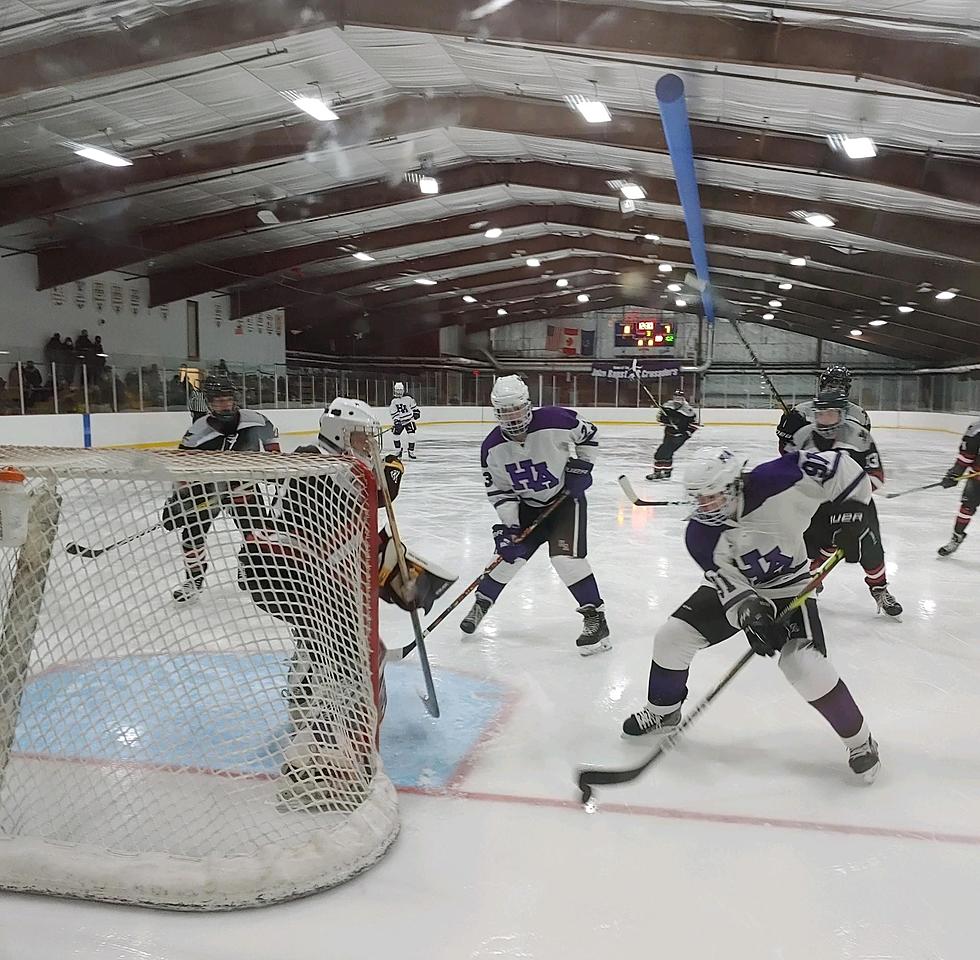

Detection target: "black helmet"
[819, 364, 852, 396]
[812, 390, 848, 439]
[202, 375, 240, 431]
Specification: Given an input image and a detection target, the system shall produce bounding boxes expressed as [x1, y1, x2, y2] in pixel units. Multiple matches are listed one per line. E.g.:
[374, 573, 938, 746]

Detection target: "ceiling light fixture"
[803, 212, 836, 228]
[484, 227, 502, 239]
[414, 277, 437, 286]
[790, 257, 807, 267]
[658, 263, 672, 273]
[352, 252, 374, 262]
[256, 209, 280, 225]
[619, 182, 646, 200]
[666, 283, 682, 292]
[418, 176, 440, 195]
[290, 92, 338, 122]
[778, 282, 793, 291]
[526, 258, 541, 267]
[72, 144, 132, 167]
[556, 278, 569, 288]
[577, 294, 590, 303]
[869, 319, 888, 327]
[828, 134, 878, 159]
[850, 328, 863, 336]
[564, 94, 612, 124]
[462, 295, 477, 304]
[935, 290, 957, 301]
[644, 233, 660, 241]
[897, 305, 914, 314]
[762, 312, 775, 320]
[768, 299, 782, 308]
[497, 308, 508, 316]
[675, 299, 687, 308]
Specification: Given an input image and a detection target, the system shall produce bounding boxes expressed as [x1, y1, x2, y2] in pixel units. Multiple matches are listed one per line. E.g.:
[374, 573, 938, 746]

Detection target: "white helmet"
[490, 375, 532, 439]
[684, 448, 747, 526]
[318, 397, 381, 464]
[393, 382, 405, 398]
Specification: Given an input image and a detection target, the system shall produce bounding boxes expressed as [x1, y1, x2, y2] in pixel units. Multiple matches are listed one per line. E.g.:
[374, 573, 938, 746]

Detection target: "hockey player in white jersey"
[622, 446, 881, 783]
[787, 391, 901, 617]
[646, 389, 700, 480]
[459, 375, 611, 655]
[776, 364, 871, 454]
[937, 418, 980, 556]
[389, 382, 420, 459]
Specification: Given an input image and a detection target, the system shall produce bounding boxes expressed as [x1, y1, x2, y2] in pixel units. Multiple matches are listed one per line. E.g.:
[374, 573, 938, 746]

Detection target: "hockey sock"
[567, 574, 602, 608]
[477, 575, 507, 603]
[808, 679, 865, 740]
[408, 442, 416, 452]
[394, 440, 402, 454]
[955, 503, 975, 535]
[647, 660, 689, 709]
[862, 563, 887, 588]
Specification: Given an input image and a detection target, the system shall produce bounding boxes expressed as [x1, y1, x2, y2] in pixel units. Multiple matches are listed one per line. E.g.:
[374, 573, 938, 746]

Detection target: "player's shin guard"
[954, 503, 976, 535]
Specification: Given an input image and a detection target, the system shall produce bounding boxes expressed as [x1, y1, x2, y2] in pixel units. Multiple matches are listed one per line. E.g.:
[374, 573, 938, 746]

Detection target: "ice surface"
[1, 422, 978, 958]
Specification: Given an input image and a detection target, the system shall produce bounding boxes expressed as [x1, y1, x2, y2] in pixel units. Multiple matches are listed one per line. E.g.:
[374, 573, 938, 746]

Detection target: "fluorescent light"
[675, 299, 687, 308]
[790, 257, 807, 267]
[936, 290, 957, 301]
[620, 182, 645, 200]
[804, 212, 836, 228]
[644, 234, 660, 241]
[778, 282, 793, 291]
[352, 252, 375, 262]
[658, 263, 672, 273]
[73, 145, 132, 167]
[897, 305, 914, 314]
[526, 258, 541, 267]
[556, 279, 569, 288]
[414, 277, 437, 286]
[829, 134, 878, 159]
[484, 227, 502, 239]
[762, 312, 775, 320]
[667, 283, 682, 292]
[292, 96, 338, 122]
[497, 308, 508, 316]
[256, 209, 280, 225]
[850, 329, 863, 336]
[462, 295, 477, 304]
[418, 176, 439, 195]
[577, 294, 590, 303]
[565, 96, 612, 123]
[869, 319, 888, 327]
[768, 299, 782, 308]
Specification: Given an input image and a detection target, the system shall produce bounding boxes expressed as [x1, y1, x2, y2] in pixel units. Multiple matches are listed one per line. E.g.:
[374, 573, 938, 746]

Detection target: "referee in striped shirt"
[180, 365, 209, 421]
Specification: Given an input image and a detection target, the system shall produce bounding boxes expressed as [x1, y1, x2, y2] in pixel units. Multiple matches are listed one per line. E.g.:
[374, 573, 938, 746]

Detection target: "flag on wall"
[545, 325, 560, 352]
[580, 329, 596, 356]
[561, 327, 580, 356]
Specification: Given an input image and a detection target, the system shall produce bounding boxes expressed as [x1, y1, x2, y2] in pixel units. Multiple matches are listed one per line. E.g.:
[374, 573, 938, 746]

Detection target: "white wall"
[0, 254, 286, 369]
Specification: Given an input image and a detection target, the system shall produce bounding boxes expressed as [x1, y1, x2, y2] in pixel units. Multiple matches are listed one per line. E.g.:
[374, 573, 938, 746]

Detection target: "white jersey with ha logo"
[389, 395, 419, 427]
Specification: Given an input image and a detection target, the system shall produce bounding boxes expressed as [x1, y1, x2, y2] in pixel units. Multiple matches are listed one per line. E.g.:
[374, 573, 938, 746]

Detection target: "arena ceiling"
[0, 0, 977, 362]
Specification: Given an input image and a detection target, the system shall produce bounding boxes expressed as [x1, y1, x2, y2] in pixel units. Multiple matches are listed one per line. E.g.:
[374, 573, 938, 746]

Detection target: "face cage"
[687, 480, 740, 527]
[494, 400, 532, 438]
[207, 395, 239, 421]
[814, 413, 843, 439]
[820, 376, 850, 396]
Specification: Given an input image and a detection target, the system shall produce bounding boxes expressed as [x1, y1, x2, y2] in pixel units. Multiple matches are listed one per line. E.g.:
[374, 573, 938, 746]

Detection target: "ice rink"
[2, 420, 979, 959]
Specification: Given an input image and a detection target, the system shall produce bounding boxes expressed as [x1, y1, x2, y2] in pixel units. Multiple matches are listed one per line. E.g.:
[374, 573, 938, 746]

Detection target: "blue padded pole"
[655, 73, 716, 325]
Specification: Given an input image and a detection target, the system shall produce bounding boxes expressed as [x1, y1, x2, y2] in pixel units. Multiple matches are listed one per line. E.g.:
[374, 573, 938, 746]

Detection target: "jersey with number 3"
[389, 395, 419, 427]
[480, 406, 598, 525]
[788, 420, 885, 489]
[685, 450, 872, 627]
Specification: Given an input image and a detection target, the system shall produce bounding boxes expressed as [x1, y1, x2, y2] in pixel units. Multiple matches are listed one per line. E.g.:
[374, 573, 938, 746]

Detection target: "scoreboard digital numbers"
[614, 313, 675, 350]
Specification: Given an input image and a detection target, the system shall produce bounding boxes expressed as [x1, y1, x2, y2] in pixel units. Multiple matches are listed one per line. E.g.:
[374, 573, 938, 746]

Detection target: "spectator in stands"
[61, 337, 76, 387]
[215, 358, 230, 376]
[76, 328, 94, 356]
[92, 336, 107, 381]
[44, 333, 63, 374]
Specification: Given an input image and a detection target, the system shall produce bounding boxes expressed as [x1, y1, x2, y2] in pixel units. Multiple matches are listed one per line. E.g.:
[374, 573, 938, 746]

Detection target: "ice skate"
[407, 449, 418, 460]
[870, 585, 902, 618]
[622, 706, 681, 738]
[938, 531, 965, 557]
[847, 735, 881, 784]
[575, 604, 611, 656]
[460, 594, 491, 635]
[172, 575, 204, 604]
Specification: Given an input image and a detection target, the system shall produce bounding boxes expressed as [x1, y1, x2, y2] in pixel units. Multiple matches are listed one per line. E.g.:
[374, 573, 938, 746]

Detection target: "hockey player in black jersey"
[937, 418, 980, 556]
[776, 364, 871, 454]
[160, 375, 280, 604]
[646, 390, 700, 480]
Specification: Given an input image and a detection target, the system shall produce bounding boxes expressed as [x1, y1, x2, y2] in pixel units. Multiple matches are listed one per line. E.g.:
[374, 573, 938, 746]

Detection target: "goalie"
[237, 398, 455, 811]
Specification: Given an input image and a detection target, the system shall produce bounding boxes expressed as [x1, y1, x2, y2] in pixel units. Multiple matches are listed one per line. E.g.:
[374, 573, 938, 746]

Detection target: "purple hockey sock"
[478, 574, 506, 603]
[809, 679, 864, 739]
[647, 661, 689, 707]
[568, 574, 601, 607]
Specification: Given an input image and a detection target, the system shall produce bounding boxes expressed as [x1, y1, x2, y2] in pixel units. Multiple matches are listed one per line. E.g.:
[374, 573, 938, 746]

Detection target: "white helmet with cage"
[393, 382, 405, 398]
[318, 397, 381, 464]
[490, 375, 533, 439]
[684, 447, 748, 526]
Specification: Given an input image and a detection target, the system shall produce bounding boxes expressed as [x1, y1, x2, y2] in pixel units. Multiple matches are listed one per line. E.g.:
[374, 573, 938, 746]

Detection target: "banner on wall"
[590, 359, 683, 380]
[561, 327, 580, 356]
[580, 329, 595, 357]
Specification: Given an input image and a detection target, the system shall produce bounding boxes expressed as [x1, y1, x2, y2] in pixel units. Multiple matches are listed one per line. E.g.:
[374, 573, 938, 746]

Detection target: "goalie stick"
[575, 549, 845, 805]
[883, 470, 980, 500]
[388, 493, 569, 662]
[617, 475, 691, 508]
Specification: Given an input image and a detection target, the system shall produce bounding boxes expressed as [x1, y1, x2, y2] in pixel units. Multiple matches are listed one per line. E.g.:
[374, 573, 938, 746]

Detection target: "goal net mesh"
[0, 446, 397, 910]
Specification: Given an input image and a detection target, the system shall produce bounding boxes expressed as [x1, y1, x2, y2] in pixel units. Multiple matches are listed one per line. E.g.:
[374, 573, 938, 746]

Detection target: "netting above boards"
[0, 446, 395, 910]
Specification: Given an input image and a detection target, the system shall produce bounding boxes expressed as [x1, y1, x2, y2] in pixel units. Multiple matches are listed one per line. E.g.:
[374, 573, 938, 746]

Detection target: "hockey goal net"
[0, 446, 397, 910]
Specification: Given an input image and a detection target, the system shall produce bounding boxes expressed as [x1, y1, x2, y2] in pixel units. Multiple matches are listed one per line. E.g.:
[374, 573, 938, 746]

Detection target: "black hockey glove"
[830, 499, 867, 563]
[564, 458, 594, 498]
[492, 524, 529, 564]
[940, 471, 959, 489]
[294, 444, 321, 454]
[382, 454, 404, 501]
[737, 595, 788, 657]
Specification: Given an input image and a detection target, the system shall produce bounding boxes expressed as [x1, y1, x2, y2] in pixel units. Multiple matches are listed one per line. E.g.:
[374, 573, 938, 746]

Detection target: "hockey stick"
[618, 475, 691, 508]
[65, 482, 257, 559]
[883, 470, 980, 500]
[576, 549, 845, 805]
[388, 493, 570, 661]
[369, 439, 440, 717]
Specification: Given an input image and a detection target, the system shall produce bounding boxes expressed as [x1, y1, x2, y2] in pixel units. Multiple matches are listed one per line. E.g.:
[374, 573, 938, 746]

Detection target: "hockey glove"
[294, 444, 321, 454]
[412, 408, 421, 420]
[493, 524, 529, 564]
[564, 458, 594, 498]
[382, 454, 404, 503]
[940, 471, 959, 489]
[737, 595, 788, 657]
[830, 499, 868, 563]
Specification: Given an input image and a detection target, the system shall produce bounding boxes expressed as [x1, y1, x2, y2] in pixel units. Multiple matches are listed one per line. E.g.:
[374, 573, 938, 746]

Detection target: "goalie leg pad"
[378, 527, 457, 613]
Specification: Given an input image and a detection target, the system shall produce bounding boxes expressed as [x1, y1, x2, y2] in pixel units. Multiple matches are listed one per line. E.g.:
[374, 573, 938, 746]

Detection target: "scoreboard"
[614, 313, 675, 350]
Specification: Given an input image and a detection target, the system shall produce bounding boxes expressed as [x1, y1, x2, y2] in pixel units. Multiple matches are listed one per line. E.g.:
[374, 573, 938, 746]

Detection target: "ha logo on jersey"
[505, 459, 560, 492]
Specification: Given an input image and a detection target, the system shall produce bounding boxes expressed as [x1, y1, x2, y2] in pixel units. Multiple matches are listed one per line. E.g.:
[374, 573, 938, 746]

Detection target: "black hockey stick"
[388, 493, 570, 662]
[883, 470, 980, 500]
[617, 475, 691, 508]
[576, 549, 845, 805]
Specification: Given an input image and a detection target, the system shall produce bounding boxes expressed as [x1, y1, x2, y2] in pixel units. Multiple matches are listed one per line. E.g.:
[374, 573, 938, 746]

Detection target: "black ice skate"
[622, 706, 681, 738]
[172, 575, 204, 604]
[460, 594, 491, 635]
[407, 449, 418, 460]
[938, 531, 966, 557]
[870, 585, 902, 618]
[645, 469, 672, 481]
[575, 605, 611, 656]
[847, 735, 881, 784]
